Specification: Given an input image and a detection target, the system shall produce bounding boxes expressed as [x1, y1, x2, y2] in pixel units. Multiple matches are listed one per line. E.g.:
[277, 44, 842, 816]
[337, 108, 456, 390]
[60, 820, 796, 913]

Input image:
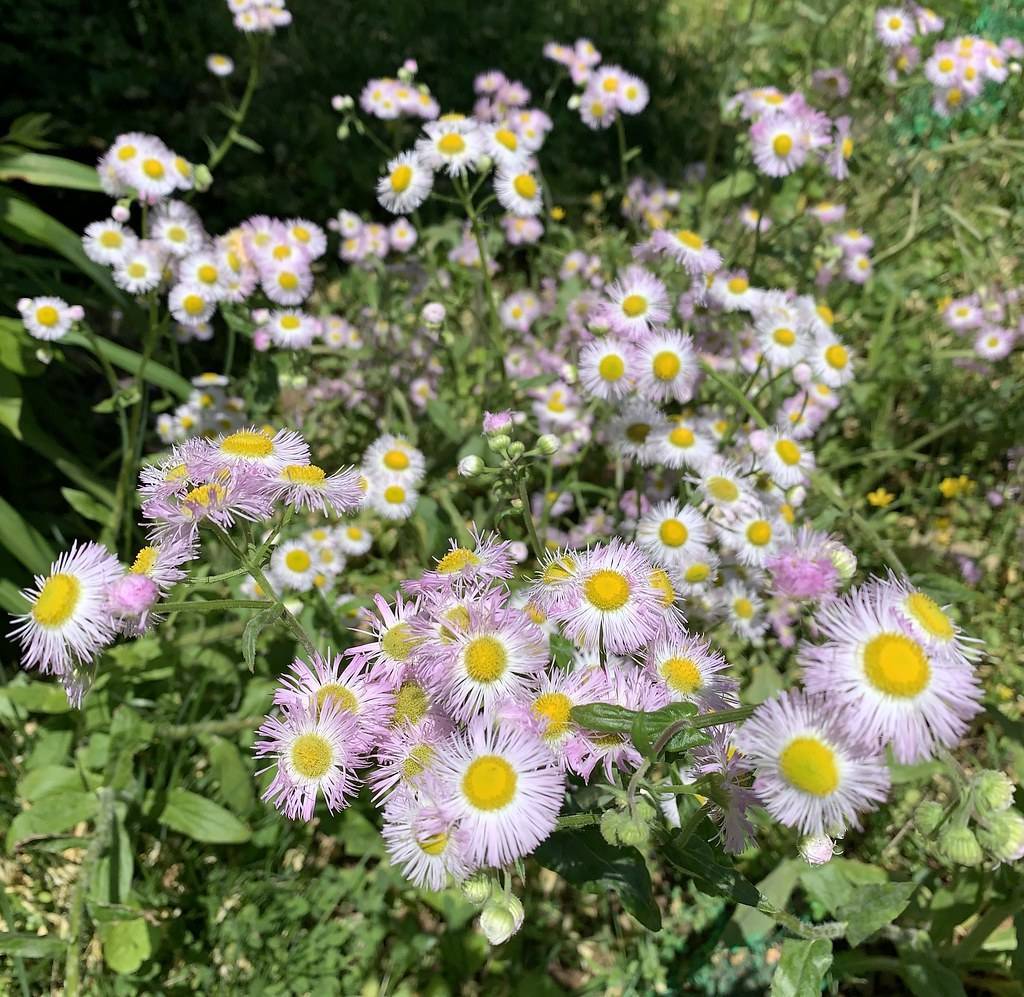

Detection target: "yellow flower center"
[184, 482, 226, 509]
[659, 519, 689, 547]
[182, 294, 206, 317]
[727, 276, 749, 294]
[584, 569, 631, 611]
[285, 549, 311, 573]
[947, 89, 962, 106]
[669, 426, 695, 448]
[773, 327, 796, 346]
[841, 136, 853, 159]
[733, 597, 754, 619]
[130, 546, 159, 575]
[542, 557, 575, 585]
[316, 683, 358, 714]
[35, 305, 60, 327]
[863, 633, 931, 697]
[652, 351, 681, 380]
[533, 692, 573, 739]
[142, 158, 165, 179]
[775, 439, 801, 465]
[437, 547, 480, 574]
[32, 574, 81, 627]
[464, 635, 508, 683]
[392, 680, 429, 726]
[598, 354, 625, 381]
[384, 484, 406, 504]
[383, 449, 410, 471]
[708, 476, 739, 502]
[292, 225, 310, 242]
[626, 422, 650, 443]
[677, 229, 703, 249]
[824, 344, 848, 370]
[289, 732, 334, 780]
[417, 831, 448, 856]
[280, 315, 301, 331]
[390, 164, 413, 192]
[661, 657, 703, 694]
[513, 174, 538, 199]
[117, 144, 137, 161]
[780, 738, 838, 796]
[772, 134, 793, 157]
[345, 526, 363, 540]
[621, 293, 647, 317]
[685, 563, 711, 583]
[905, 592, 954, 641]
[198, 264, 219, 284]
[381, 622, 417, 663]
[401, 743, 435, 780]
[221, 430, 273, 459]
[100, 230, 123, 249]
[438, 133, 466, 155]
[273, 245, 293, 261]
[282, 464, 326, 485]
[746, 520, 772, 546]
[887, 15, 902, 29]
[649, 568, 676, 606]
[495, 128, 518, 150]
[278, 271, 299, 291]
[461, 755, 517, 811]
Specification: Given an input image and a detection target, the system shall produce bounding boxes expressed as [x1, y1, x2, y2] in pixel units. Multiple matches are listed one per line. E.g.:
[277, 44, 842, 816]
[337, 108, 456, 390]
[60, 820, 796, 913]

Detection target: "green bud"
[617, 817, 650, 848]
[826, 542, 857, 580]
[600, 809, 629, 846]
[460, 871, 493, 906]
[939, 826, 984, 867]
[914, 800, 945, 836]
[972, 770, 1015, 815]
[336, 123, 350, 141]
[192, 164, 213, 192]
[537, 434, 560, 455]
[633, 799, 657, 824]
[458, 455, 484, 478]
[479, 894, 524, 945]
[976, 809, 1024, 863]
[506, 441, 526, 458]
[487, 434, 511, 452]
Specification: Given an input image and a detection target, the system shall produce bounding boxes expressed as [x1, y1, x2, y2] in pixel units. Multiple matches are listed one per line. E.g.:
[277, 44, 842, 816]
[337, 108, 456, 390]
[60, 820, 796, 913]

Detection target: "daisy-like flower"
[828, 115, 854, 181]
[644, 632, 737, 711]
[709, 271, 758, 312]
[925, 50, 962, 89]
[382, 788, 472, 890]
[267, 309, 319, 349]
[719, 504, 787, 568]
[10, 541, 121, 675]
[504, 667, 603, 760]
[254, 702, 368, 821]
[735, 689, 891, 835]
[619, 74, 650, 114]
[169, 283, 216, 327]
[271, 538, 319, 591]
[834, 228, 873, 255]
[377, 150, 434, 214]
[757, 316, 807, 368]
[273, 651, 393, 734]
[810, 336, 854, 387]
[407, 531, 516, 595]
[799, 582, 983, 762]
[527, 547, 583, 613]
[151, 202, 205, 257]
[82, 219, 136, 265]
[843, 253, 872, 284]
[761, 429, 815, 487]
[197, 426, 310, 476]
[126, 534, 197, 592]
[483, 124, 527, 170]
[272, 463, 364, 515]
[880, 575, 982, 661]
[721, 582, 766, 641]
[436, 719, 565, 868]
[578, 337, 636, 401]
[125, 140, 177, 201]
[415, 118, 482, 176]
[651, 228, 722, 275]
[494, 168, 542, 217]
[426, 597, 548, 722]
[697, 458, 755, 510]
[652, 417, 715, 470]
[17, 296, 82, 341]
[766, 526, 841, 602]
[347, 592, 421, 682]
[579, 91, 617, 129]
[261, 261, 313, 306]
[677, 548, 721, 596]
[179, 251, 230, 297]
[809, 201, 846, 224]
[636, 329, 697, 403]
[367, 476, 418, 521]
[370, 715, 452, 801]
[601, 266, 669, 340]
[206, 53, 234, 76]
[145, 468, 274, 541]
[389, 217, 417, 252]
[552, 539, 664, 654]
[336, 523, 373, 557]
[608, 400, 667, 466]
[751, 114, 810, 177]
[362, 434, 426, 486]
[875, 7, 915, 47]
[636, 500, 711, 569]
[285, 218, 326, 259]
[974, 327, 1014, 362]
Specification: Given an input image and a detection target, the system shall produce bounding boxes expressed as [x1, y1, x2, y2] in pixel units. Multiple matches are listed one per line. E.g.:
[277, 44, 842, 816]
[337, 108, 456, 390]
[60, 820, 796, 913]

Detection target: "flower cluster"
[941, 290, 1021, 364]
[227, 0, 291, 34]
[155, 373, 250, 444]
[328, 209, 418, 264]
[96, 132, 195, 203]
[267, 520, 373, 595]
[358, 62, 440, 120]
[545, 38, 650, 129]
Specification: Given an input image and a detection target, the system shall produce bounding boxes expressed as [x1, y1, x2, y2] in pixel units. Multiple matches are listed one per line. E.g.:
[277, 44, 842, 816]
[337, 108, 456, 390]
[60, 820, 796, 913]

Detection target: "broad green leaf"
[0, 680, 70, 714]
[0, 193, 125, 302]
[62, 487, 111, 523]
[0, 367, 22, 438]
[61, 330, 192, 399]
[98, 916, 152, 974]
[800, 858, 888, 915]
[0, 494, 55, 574]
[733, 859, 802, 944]
[16, 765, 86, 802]
[426, 398, 461, 441]
[534, 827, 662, 930]
[6, 791, 98, 851]
[705, 169, 757, 208]
[837, 881, 917, 946]
[0, 578, 29, 614]
[660, 824, 759, 906]
[0, 932, 64, 958]
[157, 788, 252, 844]
[90, 804, 133, 906]
[897, 949, 967, 997]
[0, 151, 102, 191]
[570, 702, 636, 733]
[770, 938, 833, 997]
[209, 737, 256, 814]
[0, 318, 46, 376]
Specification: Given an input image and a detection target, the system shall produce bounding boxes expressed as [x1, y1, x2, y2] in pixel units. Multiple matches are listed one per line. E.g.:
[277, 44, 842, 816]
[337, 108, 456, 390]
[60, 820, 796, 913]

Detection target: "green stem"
[555, 812, 602, 830]
[158, 716, 264, 741]
[207, 37, 263, 172]
[615, 114, 630, 194]
[757, 898, 847, 940]
[699, 360, 770, 430]
[691, 705, 756, 729]
[514, 469, 544, 561]
[159, 598, 272, 613]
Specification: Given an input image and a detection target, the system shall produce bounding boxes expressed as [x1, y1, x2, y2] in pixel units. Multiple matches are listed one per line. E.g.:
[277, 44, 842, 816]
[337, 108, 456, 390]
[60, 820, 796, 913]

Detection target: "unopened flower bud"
[939, 826, 984, 866]
[111, 203, 131, 223]
[331, 94, 345, 111]
[507, 441, 525, 458]
[460, 871, 493, 905]
[617, 816, 650, 848]
[537, 434, 560, 455]
[477, 154, 494, 173]
[479, 894, 524, 945]
[914, 800, 945, 836]
[509, 541, 529, 563]
[192, 164, 213, 192]
[458, 455, 484, 478]
[600, 809, 630, 846]
[488, 434, 511, 452]
[337, 123, 350, 141]
[973, 770, 1015, 815]
[976, 810, 1024, 863]
[826, 541, 857, 580]
[799, 834, 837, 866]
[107, 573, 159, 617]
[567, 95, 581, 111]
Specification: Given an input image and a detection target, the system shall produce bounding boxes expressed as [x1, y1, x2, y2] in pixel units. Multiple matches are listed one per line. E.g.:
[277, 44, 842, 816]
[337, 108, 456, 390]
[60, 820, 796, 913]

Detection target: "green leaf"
[6, 791, 98, 851]
[896, 950, 967, 997]
[0, 932, 64, 958]
[0, 680, 70, 714]
[231, 132, 264, 154]
[241, 604, 282, 671]
[770, 938, 833, 997]
[0, 151, 102, 191]
[570, 702, 636, 733]
[61, 330, 192, 399]
[733, 859, 802, 944]
[705, 169, 757, 208]
[16, 765, 86, 802]
[98, 916, 152, 974]
[660, 824, 759, 906]
[800, 859, 888, 915]
[534, 828, 661, 930]
[0, 318, 46, 376]
[426, 398, 462, 441]
[0, 368, 23, 439]
[0, 193, 125, 303]
[837, 882, 917, 946]
[0, 494, 55, 574]
[209, 737, 256, 814]
[61, 487, 112, 523]
[157, 788, 252, 844]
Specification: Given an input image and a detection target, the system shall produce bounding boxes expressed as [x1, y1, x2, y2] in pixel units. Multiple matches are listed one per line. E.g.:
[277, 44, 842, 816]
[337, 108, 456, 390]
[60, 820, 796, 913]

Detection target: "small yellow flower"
[938, 475, 973, 499]
[867, 487, 895, 508]
[549, 205, 566, 221]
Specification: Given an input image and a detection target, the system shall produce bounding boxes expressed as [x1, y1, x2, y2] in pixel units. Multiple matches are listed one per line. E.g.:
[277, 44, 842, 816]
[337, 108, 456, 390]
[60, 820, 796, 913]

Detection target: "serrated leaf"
[837, 881, 916, 946]
[157, 788, 251, 844]
[770, 938, 833, 997]
[98, 916, 151, 974]
[534, 828, 661, 930]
